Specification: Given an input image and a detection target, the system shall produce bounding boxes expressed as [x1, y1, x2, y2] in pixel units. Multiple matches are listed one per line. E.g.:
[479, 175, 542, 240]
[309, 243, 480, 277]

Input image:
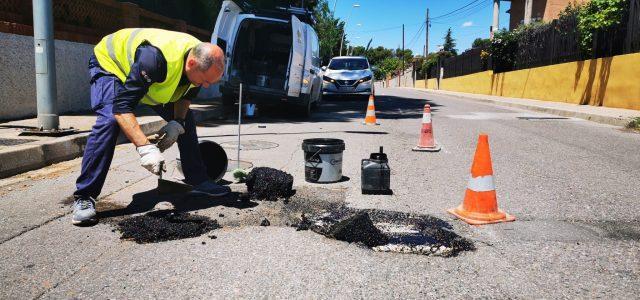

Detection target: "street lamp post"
[339, 3, 360, 56]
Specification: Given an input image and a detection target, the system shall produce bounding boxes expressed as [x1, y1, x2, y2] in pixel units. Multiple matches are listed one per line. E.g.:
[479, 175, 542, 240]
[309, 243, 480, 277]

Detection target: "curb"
[0, 103, 223, 179]
[407, 88, 637, 127]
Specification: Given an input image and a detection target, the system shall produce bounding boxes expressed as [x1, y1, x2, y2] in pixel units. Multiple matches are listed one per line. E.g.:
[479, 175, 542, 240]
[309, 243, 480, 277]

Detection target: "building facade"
[506, 0, 589, 30]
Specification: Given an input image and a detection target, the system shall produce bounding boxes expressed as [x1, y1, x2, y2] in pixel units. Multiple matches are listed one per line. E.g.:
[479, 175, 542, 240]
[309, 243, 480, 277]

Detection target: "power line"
[430, 0, 492, 23]
[430, 0, 484, 20]
[407, 22, 426, 49]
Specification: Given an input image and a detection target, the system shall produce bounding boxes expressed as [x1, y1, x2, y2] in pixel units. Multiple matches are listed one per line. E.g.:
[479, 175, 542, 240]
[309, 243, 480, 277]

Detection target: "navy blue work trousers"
[74, 66, 208, 199]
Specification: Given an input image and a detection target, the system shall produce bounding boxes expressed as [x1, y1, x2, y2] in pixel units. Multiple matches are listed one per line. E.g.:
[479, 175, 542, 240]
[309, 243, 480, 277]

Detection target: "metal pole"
[33, 0, 59, 130]
[339, 16, 349, 56]
[425, 9, 429, 57]
[401, 24, 404, 75]
[237, 83, 242, 169]
[492, 0, 500, 37]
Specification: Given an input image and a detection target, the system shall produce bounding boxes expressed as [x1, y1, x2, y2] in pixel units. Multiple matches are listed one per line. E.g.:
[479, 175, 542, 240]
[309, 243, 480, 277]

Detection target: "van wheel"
[312, 91, 322, 109]
[297, 98, 312, 118]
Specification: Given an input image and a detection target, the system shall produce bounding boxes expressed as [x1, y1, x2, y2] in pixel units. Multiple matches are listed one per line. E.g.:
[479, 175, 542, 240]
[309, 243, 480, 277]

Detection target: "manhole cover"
[220, 140, 279, 150]
[226, 160, 253, 171]
[0, 138, 36, 146]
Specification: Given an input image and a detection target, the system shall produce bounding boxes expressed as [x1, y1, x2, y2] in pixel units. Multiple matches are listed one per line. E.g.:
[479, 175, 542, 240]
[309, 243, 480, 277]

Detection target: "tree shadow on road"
[196, 93, 443, 128]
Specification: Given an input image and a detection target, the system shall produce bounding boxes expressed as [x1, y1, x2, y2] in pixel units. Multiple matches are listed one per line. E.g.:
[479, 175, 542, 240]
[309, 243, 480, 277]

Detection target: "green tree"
[471, 38, 491, 49]
[378, 57, 401, 79]
[312, 0, 347, 65]
[443, 28, 457, 55]
[367, 46, 394, 66]
[577, 0, 628, 53]
[351, 46, 367, 56]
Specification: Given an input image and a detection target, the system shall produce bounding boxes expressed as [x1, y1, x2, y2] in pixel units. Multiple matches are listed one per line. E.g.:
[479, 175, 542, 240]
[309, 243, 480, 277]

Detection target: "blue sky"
[331, 0, 512, 55]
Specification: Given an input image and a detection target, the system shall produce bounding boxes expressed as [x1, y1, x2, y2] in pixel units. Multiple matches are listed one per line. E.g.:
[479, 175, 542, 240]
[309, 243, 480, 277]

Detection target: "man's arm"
[174, 99, 191, 121]
[113, 113, 149, 147]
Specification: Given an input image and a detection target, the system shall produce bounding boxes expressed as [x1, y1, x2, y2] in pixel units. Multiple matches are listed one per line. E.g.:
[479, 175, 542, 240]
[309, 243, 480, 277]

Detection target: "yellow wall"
[423, 52, 640, 110]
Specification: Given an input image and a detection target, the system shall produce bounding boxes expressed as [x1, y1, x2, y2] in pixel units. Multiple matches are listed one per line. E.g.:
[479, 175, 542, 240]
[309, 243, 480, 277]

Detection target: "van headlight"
[323, 75, 335, 83]
[358, 75, 372, 83]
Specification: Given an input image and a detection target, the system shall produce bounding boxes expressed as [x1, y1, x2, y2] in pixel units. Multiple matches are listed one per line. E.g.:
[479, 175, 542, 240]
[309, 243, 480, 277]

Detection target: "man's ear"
[186, 57, 197, 68]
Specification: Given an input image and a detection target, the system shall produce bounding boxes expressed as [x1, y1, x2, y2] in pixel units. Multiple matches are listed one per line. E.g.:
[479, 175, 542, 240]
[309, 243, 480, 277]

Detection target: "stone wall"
[0, 32, 94, 121]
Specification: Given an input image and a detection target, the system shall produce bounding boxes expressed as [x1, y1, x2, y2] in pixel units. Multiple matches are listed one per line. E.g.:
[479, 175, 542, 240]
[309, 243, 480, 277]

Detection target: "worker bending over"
[72, 28, 229, 225]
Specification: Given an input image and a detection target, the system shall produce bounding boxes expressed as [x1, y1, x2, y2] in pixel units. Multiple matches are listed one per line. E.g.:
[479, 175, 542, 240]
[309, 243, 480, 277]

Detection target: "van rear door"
[286, 15, 307, 98]
[211, 0, 242, 82]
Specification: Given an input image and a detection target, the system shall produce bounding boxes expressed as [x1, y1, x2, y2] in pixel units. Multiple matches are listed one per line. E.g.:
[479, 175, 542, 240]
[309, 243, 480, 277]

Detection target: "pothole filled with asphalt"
[103, 168, 474, 256]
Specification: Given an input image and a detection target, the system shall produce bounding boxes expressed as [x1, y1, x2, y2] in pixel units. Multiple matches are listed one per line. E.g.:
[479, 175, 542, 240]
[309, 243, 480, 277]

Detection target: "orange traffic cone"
[412, 104, 441, 152]
[363, 94, 379, 125]
[447, 134, 515, 225]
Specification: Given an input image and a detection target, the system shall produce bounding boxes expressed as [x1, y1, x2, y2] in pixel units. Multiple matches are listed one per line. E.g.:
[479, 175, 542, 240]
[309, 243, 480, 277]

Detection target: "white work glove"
[137, 144, 165, 175]
[157, 120, 185, 152]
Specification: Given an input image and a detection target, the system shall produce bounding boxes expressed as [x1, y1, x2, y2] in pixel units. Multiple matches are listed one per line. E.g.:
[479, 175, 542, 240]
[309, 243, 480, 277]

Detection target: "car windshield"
[328, 58, 369, 70]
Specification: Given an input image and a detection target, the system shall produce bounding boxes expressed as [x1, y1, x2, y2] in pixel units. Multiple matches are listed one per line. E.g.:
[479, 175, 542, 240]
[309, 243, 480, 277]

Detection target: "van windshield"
[328, 58, 369, 70]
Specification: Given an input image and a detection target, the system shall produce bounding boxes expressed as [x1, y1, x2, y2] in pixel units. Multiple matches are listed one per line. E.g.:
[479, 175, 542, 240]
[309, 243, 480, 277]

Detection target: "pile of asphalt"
[116, 210, 220, 243]
[245, 167, 294, 201]
[327, 211, 389, 247]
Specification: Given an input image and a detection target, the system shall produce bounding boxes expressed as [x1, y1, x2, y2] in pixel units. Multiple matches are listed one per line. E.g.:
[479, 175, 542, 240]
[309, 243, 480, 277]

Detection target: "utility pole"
[33, 0, 58, 131]
[401, 24, 404, 76]
[21, 0, 76, 136]
[425, 9, 429, 57]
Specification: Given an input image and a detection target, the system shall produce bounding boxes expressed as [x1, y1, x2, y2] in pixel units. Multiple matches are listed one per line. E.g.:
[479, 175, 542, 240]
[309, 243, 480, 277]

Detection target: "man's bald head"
[185, 43, 225, 88]
[192, 43, 224, 72]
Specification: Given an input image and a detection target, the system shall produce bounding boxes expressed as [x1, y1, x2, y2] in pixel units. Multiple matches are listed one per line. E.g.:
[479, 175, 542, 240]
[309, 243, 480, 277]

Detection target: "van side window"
[309, 30, 320, 67]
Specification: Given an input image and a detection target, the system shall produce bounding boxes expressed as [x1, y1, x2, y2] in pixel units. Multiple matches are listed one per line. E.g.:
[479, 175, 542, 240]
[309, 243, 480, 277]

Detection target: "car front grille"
[335, 79, 357, 86]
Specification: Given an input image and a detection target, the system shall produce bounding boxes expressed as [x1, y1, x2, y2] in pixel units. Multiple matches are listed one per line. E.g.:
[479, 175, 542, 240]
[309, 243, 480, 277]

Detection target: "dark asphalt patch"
[246, 167, 294, 201]
[116, 210, 220, 243]
[291, 199, 475, 257]
[582, 220, 640, 241]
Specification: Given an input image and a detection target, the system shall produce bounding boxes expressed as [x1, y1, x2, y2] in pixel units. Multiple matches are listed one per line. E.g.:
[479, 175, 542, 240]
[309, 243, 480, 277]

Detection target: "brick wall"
[508, 0, 589, 30]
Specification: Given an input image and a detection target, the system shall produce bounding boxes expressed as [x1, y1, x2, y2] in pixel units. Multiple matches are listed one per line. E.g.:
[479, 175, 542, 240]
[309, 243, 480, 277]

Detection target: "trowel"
[157, 158, 194, 195]
[147, 133, 194, 195]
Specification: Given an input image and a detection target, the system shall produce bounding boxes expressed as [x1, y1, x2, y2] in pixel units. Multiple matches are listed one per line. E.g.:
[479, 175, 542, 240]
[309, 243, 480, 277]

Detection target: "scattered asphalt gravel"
[116, 210, 221, 243]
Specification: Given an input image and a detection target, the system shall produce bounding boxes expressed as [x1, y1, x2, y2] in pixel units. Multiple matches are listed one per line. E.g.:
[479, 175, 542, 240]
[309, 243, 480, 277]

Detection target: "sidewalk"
[406, 88, 640, 127]
[0, 100, 224, 178]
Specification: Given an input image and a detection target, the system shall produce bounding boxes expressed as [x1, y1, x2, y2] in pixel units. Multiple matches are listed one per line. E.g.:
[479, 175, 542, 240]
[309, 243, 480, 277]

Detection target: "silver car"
[322, 56, 374, 99]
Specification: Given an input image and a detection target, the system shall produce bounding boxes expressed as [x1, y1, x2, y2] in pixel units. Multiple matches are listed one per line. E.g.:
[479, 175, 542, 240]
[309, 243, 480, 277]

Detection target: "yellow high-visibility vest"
[94, 28, 200, 106]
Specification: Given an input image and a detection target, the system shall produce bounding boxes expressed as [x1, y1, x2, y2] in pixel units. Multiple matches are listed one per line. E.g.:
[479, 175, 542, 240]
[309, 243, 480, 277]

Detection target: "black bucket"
[199, 140, 228, 182]
[302, 138, 345, 183]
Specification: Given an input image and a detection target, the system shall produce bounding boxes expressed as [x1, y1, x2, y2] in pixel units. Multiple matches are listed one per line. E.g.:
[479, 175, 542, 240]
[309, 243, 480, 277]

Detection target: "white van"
[212, 0, 322, 116]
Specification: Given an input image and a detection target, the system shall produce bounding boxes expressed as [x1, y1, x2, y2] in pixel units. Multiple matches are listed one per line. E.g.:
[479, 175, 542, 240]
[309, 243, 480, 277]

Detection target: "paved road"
[1, 87, 639, 299]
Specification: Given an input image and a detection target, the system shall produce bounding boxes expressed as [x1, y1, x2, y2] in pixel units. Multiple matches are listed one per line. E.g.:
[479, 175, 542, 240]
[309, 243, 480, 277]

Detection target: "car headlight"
[323, 75, 336, 83]
[358, 75, 372, 83]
